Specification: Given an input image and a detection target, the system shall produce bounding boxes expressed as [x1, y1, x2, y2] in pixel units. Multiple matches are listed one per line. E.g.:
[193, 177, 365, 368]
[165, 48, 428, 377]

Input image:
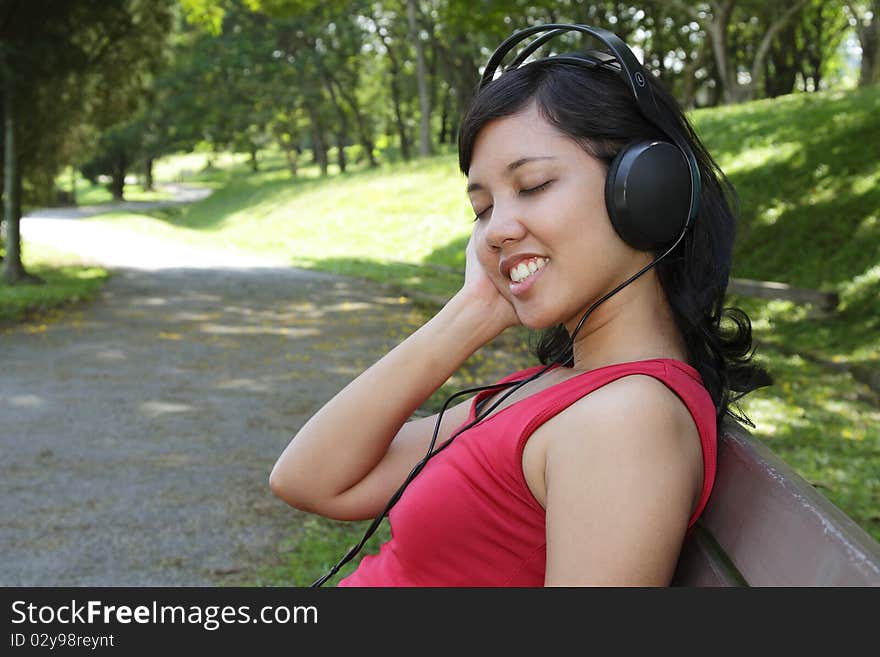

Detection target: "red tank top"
[338, 358, 717, 587]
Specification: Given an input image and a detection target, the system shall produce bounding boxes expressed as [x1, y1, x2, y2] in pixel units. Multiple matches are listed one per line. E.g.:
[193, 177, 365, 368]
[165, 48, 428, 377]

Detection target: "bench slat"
[698, 420, 880, 586]
[672, 524, 747, 586]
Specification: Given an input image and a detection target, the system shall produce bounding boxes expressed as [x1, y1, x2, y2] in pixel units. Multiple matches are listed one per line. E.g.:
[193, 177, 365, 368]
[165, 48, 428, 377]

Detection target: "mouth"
[503, 255, 549, 298]
[506, 256, 548, 284]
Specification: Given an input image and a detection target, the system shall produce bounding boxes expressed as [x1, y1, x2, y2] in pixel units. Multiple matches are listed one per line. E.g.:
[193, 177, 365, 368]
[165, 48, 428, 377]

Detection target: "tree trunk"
[109, 152, 126, 201]
[850, 0, 880, 86]
[670, 0, 809, 103]
[777, 24, 799, 96]
[407, 0, 432, 156]
[743, 0, 811, 102]
[143, 156, 154, 191]
[862, 30, 880, 87]
[315, 69, 377, 169]
[307, 106, 329, 176]
[707, 1, 737, 104]
[336, 132, 347, 173]
[764, 20, 799, 98]
[802, 3, 829, 92]
[438, 84, 450, 145]
[680, 38, 710, 108]
[0, 110, 3, 256]
[332, 78, 378, 168]
[249, 145, 259, 173]
[3, 63, 26, 284]
[70, 165, 77, 205]
[282, 141, 298, 176]
[353, 113, 377, 167]
[378, 27, 411, 161]
[320, 71, 351, 171]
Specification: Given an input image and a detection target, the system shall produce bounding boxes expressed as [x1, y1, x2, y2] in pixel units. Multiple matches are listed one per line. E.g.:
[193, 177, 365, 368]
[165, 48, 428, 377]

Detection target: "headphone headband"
[479, 23, 700, 227]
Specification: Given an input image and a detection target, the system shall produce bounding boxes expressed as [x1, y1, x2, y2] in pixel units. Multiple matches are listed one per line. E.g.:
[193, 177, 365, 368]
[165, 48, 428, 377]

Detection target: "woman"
[269, 25, 770, 586]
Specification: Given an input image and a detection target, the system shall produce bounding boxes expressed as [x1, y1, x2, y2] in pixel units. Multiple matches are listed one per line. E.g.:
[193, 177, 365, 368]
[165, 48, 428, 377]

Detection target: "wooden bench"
[671, 419, 880, 586]
[726, 277, 839, 317]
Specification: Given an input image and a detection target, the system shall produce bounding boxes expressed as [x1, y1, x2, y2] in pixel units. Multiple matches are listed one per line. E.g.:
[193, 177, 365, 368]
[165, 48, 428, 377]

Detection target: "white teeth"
[509, 257, 547, 283]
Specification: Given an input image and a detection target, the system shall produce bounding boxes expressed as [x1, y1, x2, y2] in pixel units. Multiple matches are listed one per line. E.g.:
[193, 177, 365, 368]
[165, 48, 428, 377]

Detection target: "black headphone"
[479, 23, 701, 251]
[311, 24, 702, 587]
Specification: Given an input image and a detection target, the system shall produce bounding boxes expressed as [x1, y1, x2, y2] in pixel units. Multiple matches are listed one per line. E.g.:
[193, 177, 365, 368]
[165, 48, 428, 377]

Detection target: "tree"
[407, 0, 432, 156]
[0, 0, 174, 283]
[371, 6, 415, 160]
[80, 121, 144, 201]
[151, 0, 860, 198]
[646, 0, 814, 103]
[847, 0, 880, 86]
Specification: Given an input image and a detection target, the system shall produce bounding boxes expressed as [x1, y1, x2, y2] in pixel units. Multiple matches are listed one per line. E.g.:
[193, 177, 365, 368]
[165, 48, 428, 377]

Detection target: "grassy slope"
[84, 86, 879, 580]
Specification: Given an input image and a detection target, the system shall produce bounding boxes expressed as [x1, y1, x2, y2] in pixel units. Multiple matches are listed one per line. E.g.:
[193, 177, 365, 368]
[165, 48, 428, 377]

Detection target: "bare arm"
[542, 375, 704, 586]
[270, 235, 519, 521]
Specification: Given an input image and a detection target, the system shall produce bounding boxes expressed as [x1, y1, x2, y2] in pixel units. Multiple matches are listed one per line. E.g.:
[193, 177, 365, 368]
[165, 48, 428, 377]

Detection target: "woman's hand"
[272, 230, 520, 519]
[454, 231, 519, 336]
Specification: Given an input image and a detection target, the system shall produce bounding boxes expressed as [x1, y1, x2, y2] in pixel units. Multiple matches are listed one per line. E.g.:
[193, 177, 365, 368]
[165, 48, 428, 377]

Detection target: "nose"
[483, 203, 527, 250]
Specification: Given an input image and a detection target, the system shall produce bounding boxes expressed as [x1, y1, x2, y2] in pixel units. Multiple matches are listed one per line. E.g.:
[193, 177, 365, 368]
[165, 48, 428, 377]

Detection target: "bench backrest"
[672, 419, 880, 586]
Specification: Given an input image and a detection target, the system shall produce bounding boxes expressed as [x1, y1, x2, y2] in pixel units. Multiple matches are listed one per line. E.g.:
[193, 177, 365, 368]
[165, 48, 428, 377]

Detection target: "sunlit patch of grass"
[0, 243, 109, 323]
[722, 142, 801, 175]
[737, 335, 879, 542]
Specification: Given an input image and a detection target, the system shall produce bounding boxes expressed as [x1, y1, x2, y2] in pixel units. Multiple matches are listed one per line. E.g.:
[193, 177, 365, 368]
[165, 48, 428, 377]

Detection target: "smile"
[509, 257, 548, 283]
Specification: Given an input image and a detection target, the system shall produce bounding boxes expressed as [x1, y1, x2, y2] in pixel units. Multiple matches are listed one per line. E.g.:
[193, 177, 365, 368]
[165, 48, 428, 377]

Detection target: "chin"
[513, 308, 563, 332]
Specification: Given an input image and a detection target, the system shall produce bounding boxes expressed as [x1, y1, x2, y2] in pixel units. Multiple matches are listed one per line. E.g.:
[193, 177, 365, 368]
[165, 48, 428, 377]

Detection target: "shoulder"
[549, 371, 699, 442]
[539, 373, 705, 585]
[539, 372, 704, 520]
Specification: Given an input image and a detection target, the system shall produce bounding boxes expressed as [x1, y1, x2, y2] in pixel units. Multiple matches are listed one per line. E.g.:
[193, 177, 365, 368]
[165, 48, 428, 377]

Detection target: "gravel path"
[1, 195, 422, 585]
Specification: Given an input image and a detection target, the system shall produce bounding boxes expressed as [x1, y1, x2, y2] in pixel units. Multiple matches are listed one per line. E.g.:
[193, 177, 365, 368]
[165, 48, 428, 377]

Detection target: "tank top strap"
[515, 359, 677, 432]
[468, 364, 549, 422]
[505, 358, 716, 529]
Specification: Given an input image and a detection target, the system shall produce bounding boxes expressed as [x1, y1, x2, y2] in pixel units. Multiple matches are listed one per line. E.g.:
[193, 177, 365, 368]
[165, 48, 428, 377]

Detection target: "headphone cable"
[311, 215, 689, 586]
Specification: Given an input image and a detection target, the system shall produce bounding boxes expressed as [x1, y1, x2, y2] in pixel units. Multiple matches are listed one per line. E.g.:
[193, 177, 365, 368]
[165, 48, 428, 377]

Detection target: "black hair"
[457, 58, 771, 426]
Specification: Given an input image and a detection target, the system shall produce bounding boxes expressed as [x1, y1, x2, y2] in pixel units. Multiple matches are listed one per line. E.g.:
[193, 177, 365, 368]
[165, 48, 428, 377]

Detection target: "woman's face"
[466, 102, 646, 331]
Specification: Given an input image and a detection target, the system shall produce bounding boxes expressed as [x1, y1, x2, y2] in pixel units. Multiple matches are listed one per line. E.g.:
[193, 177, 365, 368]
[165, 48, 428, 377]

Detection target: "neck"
[565, 269, 687, 371]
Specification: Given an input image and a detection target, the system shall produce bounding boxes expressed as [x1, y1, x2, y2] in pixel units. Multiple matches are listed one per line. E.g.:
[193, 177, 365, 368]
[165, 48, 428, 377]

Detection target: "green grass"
[0, 243, 109, 323]
[247, 516, 392, 587]
[694, 87, 880, 364]
[75, 183, 172, 205]
[88, 143, 470, 288]
[52, 169, 174, 206]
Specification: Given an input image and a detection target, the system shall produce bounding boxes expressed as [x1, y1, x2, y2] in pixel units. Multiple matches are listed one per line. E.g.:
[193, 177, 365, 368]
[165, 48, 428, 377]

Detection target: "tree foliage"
[2, 1, 864, 282]
[1, 0, 174, 281]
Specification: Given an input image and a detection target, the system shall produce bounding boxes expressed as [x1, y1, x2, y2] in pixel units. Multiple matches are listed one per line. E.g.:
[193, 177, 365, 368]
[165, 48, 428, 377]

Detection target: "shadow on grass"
[699, 85, 880, 291]
[0, 263, 109, 323]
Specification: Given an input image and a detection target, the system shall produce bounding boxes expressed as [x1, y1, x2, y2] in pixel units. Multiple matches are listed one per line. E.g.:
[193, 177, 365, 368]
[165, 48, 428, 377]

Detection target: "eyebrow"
[466, 156, 558, 193]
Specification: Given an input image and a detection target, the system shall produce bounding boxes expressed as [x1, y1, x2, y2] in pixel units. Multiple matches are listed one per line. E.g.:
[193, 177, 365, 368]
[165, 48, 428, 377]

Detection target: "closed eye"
[473, 205, 492, 222]
[521, 180, 554, 195]
[472, 180, 555, 222]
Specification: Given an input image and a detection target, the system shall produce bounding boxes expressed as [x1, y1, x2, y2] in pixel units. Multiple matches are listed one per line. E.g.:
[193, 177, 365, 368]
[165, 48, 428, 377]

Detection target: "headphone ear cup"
[604, 141, 691, 251]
